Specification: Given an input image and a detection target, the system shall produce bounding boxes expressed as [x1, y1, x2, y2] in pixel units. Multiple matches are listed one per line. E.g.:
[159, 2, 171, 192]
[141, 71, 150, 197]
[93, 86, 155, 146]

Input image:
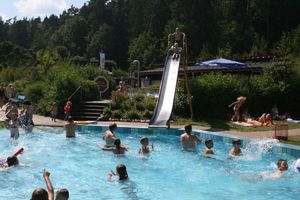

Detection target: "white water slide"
[149, 54, 181, 127]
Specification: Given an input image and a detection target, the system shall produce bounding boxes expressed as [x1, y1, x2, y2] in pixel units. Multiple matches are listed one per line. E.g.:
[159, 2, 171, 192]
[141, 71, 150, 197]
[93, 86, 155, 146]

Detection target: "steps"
[72, 100, 110, 121]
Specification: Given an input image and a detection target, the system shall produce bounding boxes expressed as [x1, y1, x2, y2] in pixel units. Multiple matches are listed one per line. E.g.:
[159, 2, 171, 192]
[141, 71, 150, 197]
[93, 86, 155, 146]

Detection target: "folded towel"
[285, 118, 300, 123]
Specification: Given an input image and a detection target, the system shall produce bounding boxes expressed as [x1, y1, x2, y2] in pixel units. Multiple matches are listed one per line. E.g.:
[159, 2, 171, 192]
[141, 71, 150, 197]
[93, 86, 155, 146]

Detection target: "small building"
[139, 58, 266, 87]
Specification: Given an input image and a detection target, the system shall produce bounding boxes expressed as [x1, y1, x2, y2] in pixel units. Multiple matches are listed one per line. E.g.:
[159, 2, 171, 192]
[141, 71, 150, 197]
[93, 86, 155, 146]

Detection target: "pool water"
[0, 126, 300, 200]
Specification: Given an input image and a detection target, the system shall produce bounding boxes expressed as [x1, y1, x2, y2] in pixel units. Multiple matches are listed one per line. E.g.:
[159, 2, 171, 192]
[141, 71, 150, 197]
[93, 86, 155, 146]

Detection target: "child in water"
[138, 137, 154, 154]
[229, 139, 242, 156]
[108, 164, 129, 182]
[0, 147, 24, 171]
[203, 138, 214, 156]
[100, 138, 128, 155]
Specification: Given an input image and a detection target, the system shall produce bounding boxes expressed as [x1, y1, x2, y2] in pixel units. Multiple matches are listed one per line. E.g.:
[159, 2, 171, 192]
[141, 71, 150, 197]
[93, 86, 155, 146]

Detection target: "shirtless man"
[65, 116, 76, 138]
[103, 123, 118, 147]
[180, 124, 200, 151]
[168, 27, 186, 48]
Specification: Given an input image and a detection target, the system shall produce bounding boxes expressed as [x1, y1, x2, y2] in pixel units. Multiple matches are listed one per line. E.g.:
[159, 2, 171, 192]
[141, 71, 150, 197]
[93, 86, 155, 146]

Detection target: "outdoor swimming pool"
[0, 126, 300, 200]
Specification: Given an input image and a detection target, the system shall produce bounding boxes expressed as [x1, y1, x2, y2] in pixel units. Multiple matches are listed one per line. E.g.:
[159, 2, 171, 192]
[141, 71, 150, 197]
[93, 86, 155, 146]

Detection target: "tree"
[51, 16, 89, 55]
[128, 32, 158, 69]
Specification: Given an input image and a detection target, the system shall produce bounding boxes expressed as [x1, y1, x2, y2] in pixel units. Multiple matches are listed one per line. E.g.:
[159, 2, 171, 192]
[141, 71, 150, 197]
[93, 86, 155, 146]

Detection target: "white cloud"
[14, 0, 68, 18]
[0, 12, 8, 21]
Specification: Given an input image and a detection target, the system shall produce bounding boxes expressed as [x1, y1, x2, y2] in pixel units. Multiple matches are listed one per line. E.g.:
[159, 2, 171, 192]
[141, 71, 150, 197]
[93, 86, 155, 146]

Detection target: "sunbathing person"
[245, 113, 273, 126]
[228, 96, 246, 121]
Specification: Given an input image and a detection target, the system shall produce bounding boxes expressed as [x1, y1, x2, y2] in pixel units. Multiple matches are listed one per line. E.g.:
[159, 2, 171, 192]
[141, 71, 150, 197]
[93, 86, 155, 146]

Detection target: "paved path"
[32, 114, 300, 139]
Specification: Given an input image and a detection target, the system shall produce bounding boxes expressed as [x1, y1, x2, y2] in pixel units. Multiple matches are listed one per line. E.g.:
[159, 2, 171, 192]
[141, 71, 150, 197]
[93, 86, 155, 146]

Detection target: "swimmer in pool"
[204, 138, 214, 156]
[55, 188, 69, 200]
[229, 139, 242, 156]
[107, 164, 129, 182]
[102, 123, 118, 147]
[180, 124, 201, 151]
[31, 169, 54, 200]
[138, 136, 154, 154]
[265, 159, 288, 179]
[100, 138, 128, 155]
[0, 147, 24, 171]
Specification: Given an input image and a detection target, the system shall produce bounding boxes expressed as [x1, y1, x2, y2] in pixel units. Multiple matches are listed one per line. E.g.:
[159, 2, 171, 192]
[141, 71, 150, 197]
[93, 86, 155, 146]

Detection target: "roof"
[195, 58, 247, 67]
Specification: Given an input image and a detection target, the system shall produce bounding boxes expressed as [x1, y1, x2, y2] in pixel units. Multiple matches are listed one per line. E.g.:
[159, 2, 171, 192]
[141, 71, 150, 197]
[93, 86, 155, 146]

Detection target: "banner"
[99, 52, 105, 69]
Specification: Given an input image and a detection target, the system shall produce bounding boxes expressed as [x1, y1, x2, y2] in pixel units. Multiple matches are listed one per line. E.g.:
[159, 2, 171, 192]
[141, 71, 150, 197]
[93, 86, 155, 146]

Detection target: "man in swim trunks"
[168, 27, 186, 48]
[180, 124, 200, 151]
[102, 123, 118, 147]
[65, 116, 76, 137]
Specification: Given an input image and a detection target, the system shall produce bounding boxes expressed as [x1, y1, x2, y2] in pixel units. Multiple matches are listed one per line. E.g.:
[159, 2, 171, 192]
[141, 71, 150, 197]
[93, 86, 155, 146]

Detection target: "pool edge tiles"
[77, 125, 300, 157]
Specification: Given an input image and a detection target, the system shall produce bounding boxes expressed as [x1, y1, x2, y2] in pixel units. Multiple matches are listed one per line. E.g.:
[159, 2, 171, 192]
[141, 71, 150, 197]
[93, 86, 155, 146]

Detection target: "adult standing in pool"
[65, 116, 76, 137]
[180, 124, 200, 151]
[102, 123, 118, 147]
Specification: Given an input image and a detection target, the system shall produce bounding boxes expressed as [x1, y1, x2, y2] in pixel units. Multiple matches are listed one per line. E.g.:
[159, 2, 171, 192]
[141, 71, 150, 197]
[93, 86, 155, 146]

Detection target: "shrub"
[143, 110, 153, 119]
[144, 98, 156, 111]
[125, 109, 140, 120]
[71, 56, 87, 65]
[136, 102, 145, 111]
[189, 74, 248, 118]
[112, 110, 122, 119]
[103, 106, 112, 116]
[24, 81, 45, 104]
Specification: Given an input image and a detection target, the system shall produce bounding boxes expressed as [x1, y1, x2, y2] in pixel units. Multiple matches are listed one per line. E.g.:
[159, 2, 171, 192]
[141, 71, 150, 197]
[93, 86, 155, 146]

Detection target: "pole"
[133, 60, 140, 88]
[183, 38, 194, 120]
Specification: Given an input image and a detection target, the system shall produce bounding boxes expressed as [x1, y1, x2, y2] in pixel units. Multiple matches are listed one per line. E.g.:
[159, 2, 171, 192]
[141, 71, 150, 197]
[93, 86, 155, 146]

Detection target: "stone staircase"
[72, 100, 110, 121]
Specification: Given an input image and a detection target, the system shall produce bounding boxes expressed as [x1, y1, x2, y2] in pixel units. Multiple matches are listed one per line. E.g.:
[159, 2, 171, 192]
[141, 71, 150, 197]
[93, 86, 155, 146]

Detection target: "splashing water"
[242, 138, 279, 161]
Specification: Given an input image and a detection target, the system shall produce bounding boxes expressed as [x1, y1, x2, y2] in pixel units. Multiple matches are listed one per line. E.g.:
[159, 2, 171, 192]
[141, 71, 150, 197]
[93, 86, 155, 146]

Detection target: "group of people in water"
[1, 99, 34, 139]
[0, 120, 296, 199]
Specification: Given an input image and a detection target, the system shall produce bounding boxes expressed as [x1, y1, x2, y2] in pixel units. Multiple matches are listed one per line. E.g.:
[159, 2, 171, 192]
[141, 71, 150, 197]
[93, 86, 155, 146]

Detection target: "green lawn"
[173, 118, 300, 132]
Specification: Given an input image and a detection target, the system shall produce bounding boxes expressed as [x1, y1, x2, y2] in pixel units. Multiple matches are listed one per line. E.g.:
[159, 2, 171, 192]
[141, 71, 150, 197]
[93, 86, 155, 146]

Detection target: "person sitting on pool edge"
[108, 164, 129, 182]
[180, 124, 201, 151]
[102, 123, 118, 147]
[139, 136, 154, 154]
[65, 116, 76, 138]
[229, 139, 242, 156]
[100, 138, 128, 155]
[31, 169, 54, 200]
[204, 138, 214, 156]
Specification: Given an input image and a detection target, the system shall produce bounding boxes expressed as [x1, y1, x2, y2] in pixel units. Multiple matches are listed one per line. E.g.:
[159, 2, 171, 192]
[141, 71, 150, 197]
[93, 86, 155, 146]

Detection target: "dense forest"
[0, 0, 300, 70]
